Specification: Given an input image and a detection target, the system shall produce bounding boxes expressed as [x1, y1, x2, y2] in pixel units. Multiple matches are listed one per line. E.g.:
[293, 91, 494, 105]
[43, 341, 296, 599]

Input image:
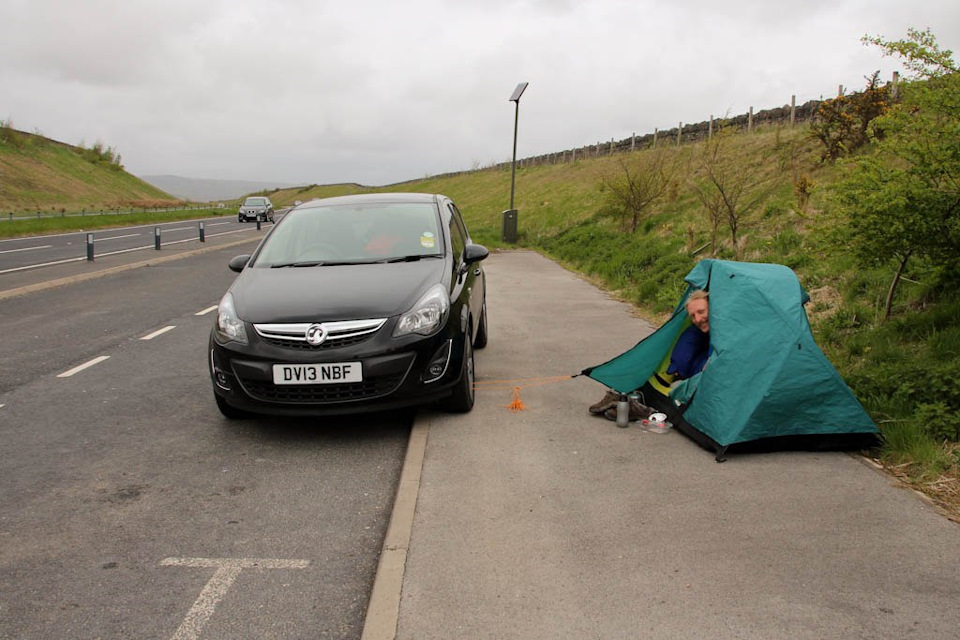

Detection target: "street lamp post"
[508, 82, 528, 211]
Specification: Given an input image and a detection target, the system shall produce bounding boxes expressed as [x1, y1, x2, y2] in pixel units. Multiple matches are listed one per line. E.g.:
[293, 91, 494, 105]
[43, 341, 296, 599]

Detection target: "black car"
[238, 196, 275, 223]
[209, 193, 489, 418]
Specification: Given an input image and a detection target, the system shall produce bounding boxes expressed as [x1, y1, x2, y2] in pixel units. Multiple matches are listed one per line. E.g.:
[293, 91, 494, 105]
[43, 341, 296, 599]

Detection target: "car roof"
[297, 193, 444, 209]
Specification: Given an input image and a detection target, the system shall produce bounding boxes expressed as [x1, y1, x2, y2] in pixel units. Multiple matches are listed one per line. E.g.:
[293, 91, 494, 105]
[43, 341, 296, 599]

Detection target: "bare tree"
[603, 147, 681, 233]
[690, 129, 780, 258]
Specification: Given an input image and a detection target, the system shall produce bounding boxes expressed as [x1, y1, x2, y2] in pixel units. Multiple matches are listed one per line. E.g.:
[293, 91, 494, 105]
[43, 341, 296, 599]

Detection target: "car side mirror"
[463, 243, 489, 265]
[228, 254, 251, 272]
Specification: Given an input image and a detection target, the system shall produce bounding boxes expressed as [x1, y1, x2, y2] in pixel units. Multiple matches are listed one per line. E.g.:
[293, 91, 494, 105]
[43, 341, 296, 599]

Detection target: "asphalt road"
[0, 241, 410, 639]
[0, 215, 273, 275]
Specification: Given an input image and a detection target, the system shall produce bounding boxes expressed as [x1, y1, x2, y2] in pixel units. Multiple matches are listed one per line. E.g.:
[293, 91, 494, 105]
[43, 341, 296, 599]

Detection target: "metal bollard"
[256, 219, 261, 231]
[154, 226, 161, 250]
[199, 221, 205, 242]
[86, 233, 95, 261]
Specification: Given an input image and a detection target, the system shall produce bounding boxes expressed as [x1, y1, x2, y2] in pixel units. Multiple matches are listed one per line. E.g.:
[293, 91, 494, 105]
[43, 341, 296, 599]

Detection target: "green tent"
[583, 260, 878, 461]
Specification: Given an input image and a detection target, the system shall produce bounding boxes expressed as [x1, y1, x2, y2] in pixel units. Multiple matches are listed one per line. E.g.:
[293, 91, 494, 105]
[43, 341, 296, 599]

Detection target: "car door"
[446, 202, 484, 338]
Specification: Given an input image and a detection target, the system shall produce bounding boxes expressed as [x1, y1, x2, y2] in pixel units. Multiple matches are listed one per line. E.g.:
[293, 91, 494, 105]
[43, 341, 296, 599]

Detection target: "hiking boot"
[588, 389, 621, 415]
[603, 398, 654, 422]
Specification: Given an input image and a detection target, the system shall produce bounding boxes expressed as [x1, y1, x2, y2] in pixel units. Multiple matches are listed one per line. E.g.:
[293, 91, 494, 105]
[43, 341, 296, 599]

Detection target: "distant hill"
[139, 175, 300, 203]
[0, 127, 177, 213]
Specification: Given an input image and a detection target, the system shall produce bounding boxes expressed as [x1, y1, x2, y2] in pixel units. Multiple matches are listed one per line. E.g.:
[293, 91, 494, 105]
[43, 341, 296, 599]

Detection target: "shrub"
[915, 402, 960, 442]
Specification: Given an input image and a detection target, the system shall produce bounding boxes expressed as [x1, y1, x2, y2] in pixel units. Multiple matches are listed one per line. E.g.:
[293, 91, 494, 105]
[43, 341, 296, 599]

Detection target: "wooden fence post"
[709, 115, 713, 139]
[653, 128, 658, 148]
[748, 106, 753, 133]
[790, 95, 796, 127]
[677, 122, 682, 147]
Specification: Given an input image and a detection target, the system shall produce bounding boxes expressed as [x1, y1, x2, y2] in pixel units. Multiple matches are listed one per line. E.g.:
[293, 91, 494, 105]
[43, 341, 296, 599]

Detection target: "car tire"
[215, 393, 250, 420]
[238, 216, 244, 223]
[440, 332, 475, 413]
[473, 299, 488, 349]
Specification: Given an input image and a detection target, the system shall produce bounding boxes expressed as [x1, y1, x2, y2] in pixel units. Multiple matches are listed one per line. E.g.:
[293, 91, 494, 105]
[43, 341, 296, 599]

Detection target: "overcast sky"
[2, 0, 959, 187]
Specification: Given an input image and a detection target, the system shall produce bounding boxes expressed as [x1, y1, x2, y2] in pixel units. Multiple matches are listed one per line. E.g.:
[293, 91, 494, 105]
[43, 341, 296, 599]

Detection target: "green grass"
[1, 128, 179, 214]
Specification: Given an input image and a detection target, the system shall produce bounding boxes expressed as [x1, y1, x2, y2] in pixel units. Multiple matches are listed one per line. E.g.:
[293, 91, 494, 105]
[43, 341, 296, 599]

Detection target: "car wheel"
[238, 216, 244, 223]
[473, 299, 488, 349]
[440, 332, 475, 413]
[215, 393, 250, 420]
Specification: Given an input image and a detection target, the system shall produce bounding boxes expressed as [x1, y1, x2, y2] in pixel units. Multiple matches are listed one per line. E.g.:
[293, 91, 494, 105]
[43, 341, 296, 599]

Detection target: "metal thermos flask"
[616, 394, 629, 428]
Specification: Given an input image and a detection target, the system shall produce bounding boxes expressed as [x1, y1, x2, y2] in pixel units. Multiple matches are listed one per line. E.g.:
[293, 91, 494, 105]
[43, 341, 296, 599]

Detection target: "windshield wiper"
[270, 261, 325, 268]
[381, 254, 443, 263]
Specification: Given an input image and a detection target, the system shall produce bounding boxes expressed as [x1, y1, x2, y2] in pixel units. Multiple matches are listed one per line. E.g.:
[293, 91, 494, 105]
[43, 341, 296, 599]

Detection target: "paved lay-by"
[368, 250, 960, 640]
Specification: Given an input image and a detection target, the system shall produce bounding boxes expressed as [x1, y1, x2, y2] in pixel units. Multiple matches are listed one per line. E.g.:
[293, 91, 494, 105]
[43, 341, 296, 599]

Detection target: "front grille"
[254, 319, 386, 351]
[258, 333, 371, 351]
[240, 373, 405, 403]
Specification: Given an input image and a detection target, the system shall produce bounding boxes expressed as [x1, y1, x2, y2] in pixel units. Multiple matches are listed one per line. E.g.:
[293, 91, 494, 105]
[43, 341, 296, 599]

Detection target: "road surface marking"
[0, 228, 258, 275]
[161, 557, 310, 640]
[196, 305, 218, 316]
[141, 326, 176, 340]
[0, 245, 53, 254]
[58, 355, 110, 377]
[99, 233, 141, 242]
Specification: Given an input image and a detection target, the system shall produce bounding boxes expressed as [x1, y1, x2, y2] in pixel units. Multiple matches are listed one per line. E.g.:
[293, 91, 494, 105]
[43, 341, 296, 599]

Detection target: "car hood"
[231, 259, 448, 323]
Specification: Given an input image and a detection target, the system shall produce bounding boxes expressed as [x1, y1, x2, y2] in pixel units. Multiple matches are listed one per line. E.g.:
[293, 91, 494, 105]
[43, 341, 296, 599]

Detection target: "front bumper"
[208, 328, 465, 417]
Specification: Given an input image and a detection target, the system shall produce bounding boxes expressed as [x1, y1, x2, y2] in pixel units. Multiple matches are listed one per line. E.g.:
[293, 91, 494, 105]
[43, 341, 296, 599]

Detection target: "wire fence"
[421, 72, 902, 179]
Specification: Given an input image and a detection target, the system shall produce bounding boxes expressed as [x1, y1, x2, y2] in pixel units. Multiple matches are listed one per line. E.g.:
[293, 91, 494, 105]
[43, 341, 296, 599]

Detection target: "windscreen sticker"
[420, 232, 436, 248]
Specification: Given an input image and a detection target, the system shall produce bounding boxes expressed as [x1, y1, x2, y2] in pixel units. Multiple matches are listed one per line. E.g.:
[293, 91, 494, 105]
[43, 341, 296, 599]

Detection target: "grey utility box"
[501, 209, 518, 243]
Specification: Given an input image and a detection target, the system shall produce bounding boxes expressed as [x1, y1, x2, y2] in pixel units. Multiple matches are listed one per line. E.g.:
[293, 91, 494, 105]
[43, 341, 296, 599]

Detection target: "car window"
[253, 202, 443, 266]
[447, 204, 466, 260]
[244, 197, 267, 206]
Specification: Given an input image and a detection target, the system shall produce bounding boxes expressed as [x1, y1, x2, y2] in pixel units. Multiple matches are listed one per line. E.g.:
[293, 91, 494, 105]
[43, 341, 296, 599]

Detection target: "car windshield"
[244, 198, 267, 206]
[253, 202, 445, 266]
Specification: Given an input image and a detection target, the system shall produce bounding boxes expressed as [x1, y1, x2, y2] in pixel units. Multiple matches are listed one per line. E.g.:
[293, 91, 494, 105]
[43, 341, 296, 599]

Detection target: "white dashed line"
[99, 233, 141, 242]
[58, 355, 110, 377]
[195, 305, 218, 316]
[161, 557, 310, 640]
[141, 326, 177, 340]
[0, 245, 53, 254]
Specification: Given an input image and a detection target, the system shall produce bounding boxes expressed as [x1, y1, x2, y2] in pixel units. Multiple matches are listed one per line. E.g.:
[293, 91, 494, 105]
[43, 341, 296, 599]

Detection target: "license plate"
[272, 362, 362, 385]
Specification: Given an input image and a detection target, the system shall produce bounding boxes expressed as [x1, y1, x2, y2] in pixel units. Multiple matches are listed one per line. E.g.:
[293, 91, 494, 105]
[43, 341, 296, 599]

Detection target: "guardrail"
[2, 204, 226, 222]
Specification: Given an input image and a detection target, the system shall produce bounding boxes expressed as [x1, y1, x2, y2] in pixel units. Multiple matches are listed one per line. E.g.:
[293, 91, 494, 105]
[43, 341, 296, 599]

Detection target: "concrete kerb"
[0, 236, 260, 301]
[361, 420, 428, 640]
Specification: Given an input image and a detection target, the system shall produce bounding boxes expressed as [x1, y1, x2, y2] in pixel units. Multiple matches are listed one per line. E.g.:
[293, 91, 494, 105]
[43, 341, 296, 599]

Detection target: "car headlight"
[216, 292, 248, 344]
[393, 283, 450, 338]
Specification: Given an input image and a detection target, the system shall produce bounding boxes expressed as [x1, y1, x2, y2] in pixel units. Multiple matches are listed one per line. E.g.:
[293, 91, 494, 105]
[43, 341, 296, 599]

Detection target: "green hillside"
[0, 125, 180, 214]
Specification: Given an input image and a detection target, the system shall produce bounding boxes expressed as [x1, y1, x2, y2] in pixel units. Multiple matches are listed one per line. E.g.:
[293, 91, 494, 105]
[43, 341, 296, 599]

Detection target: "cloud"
[2, 0, 959, 186]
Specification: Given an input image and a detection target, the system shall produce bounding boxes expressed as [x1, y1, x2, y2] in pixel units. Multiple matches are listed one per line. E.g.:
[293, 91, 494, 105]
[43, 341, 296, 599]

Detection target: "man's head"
[685, 290, 709, 333]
